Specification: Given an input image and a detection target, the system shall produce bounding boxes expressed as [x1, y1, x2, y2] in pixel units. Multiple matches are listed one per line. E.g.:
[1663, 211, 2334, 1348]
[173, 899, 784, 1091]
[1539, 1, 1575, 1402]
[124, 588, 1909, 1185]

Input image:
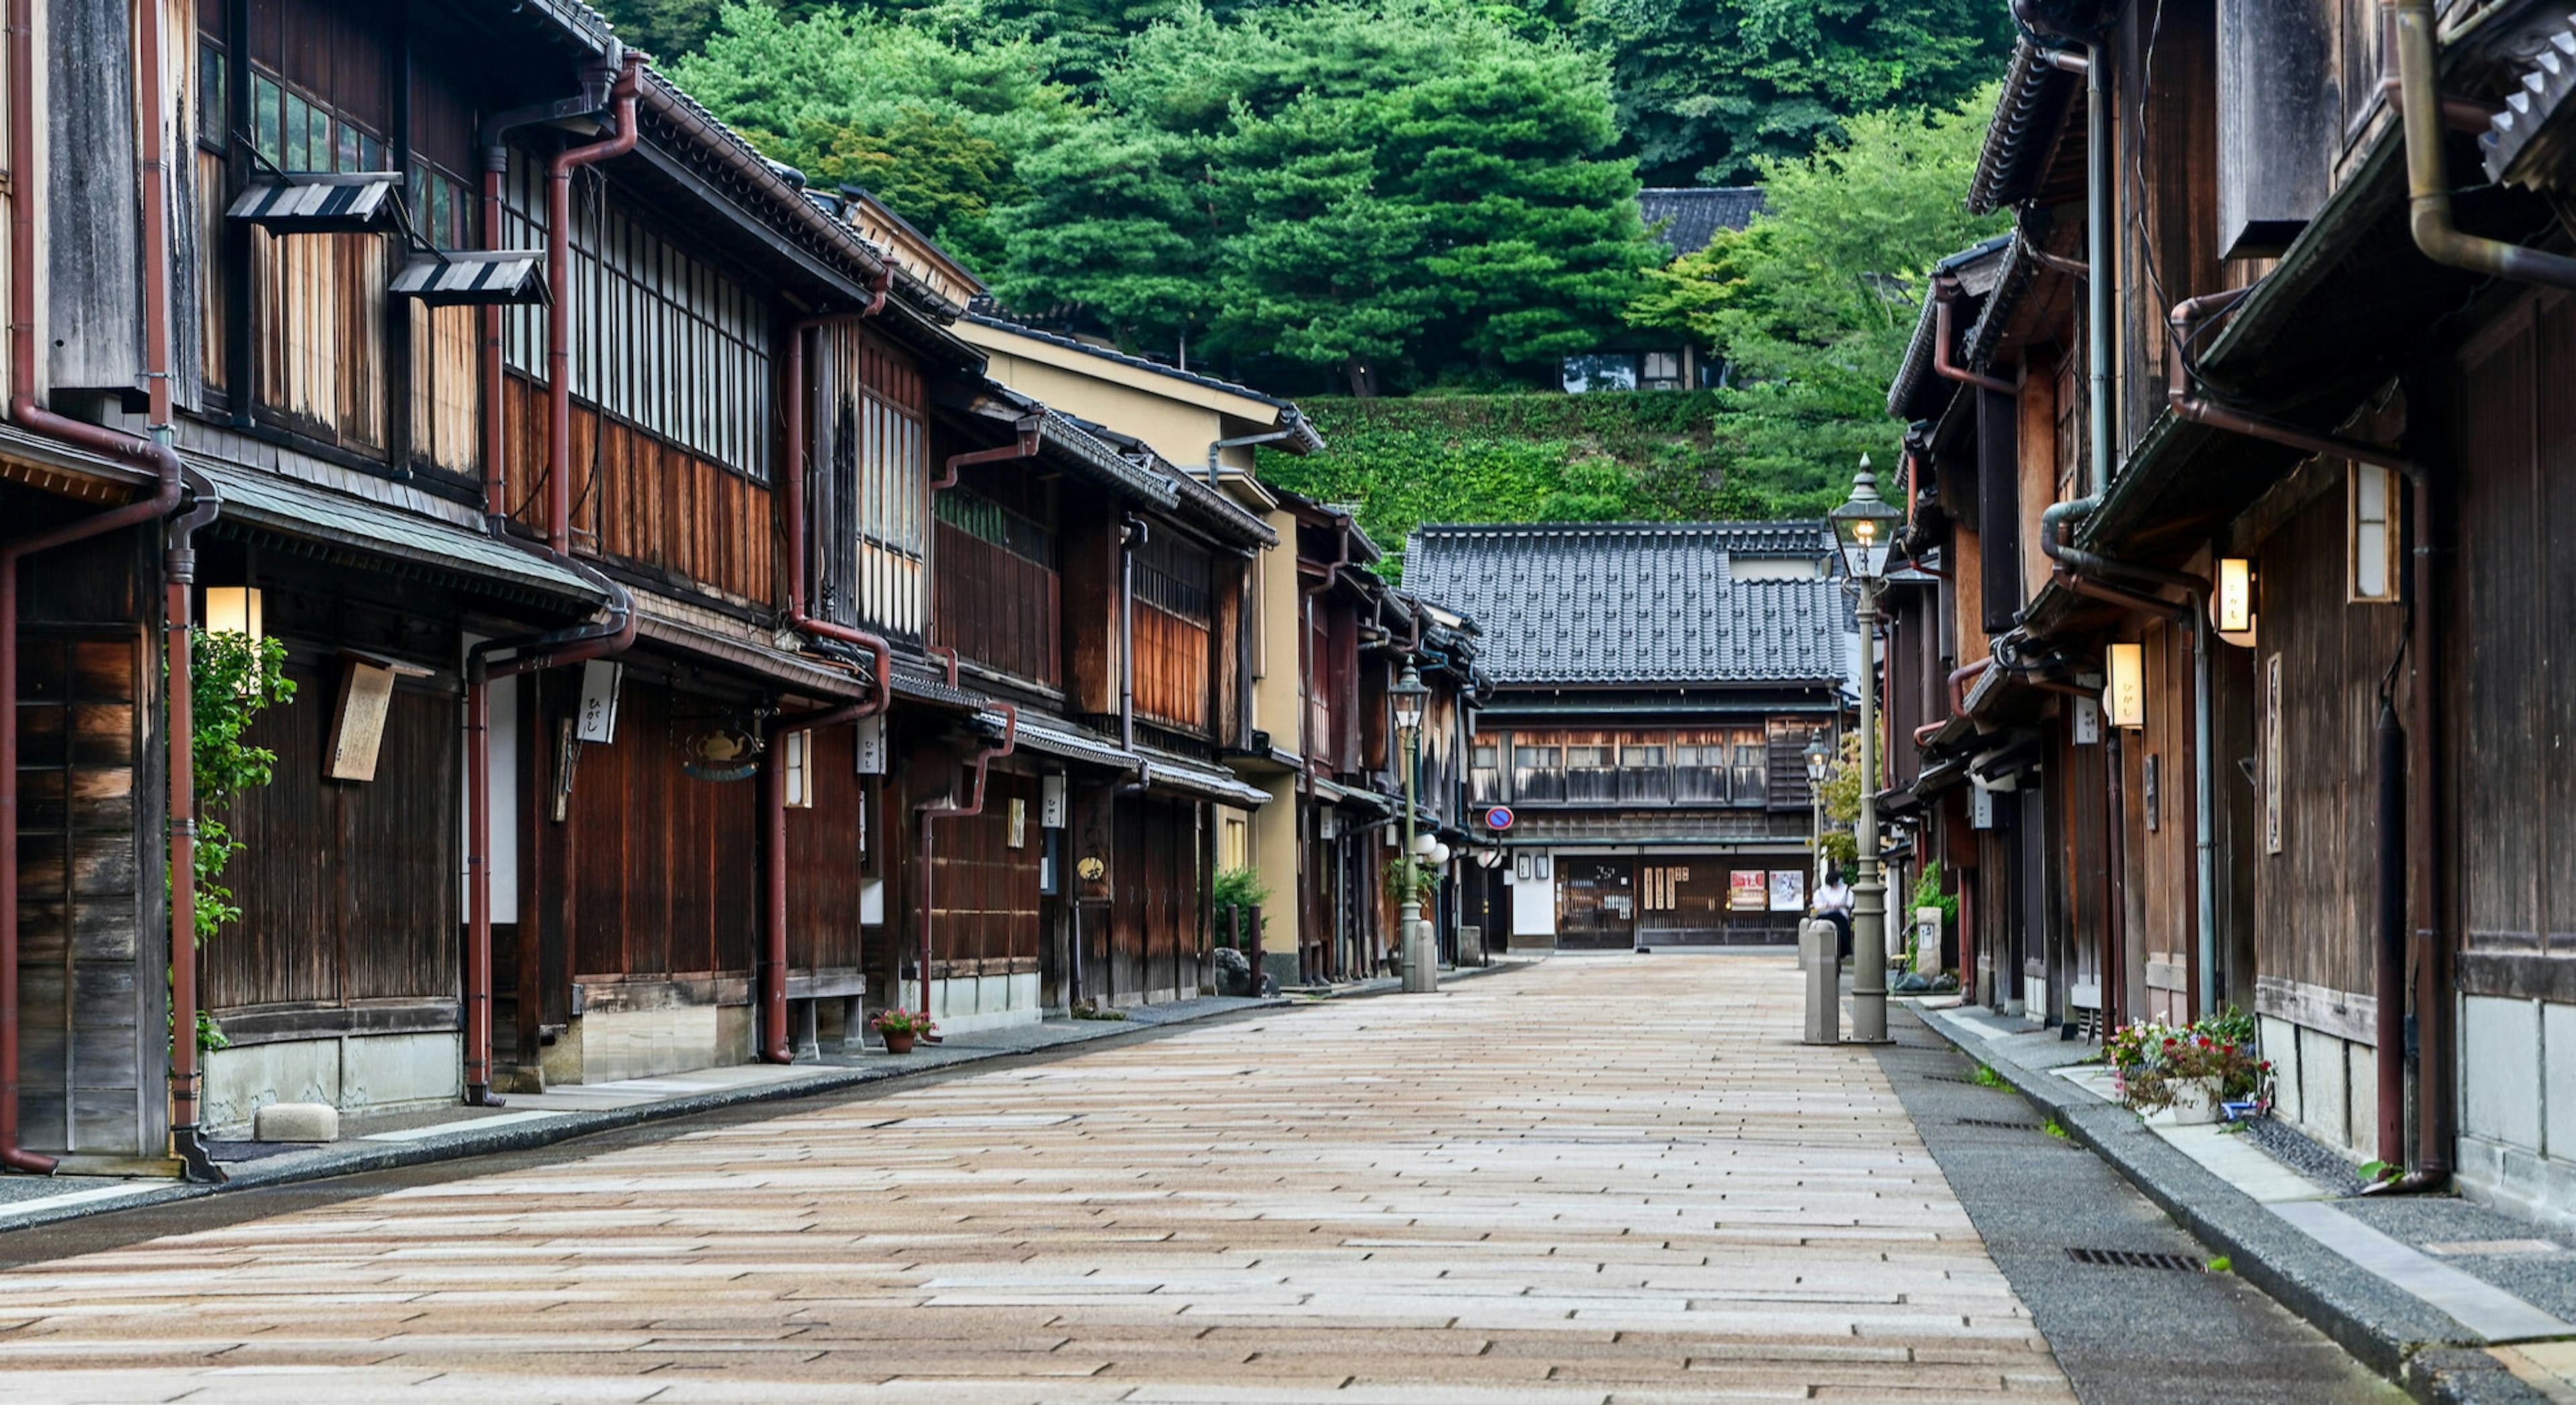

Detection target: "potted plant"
[2108, 1013, 2272, 1125]
[871, 1008, 936, 1054]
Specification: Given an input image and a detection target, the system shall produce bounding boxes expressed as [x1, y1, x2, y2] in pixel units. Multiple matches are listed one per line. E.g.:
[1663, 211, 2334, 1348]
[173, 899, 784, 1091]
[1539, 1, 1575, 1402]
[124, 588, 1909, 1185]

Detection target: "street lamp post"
[1829, 455, 1902, 1046]
[1391, 663, 1434, 993]
[1805, 734, 1831, 890]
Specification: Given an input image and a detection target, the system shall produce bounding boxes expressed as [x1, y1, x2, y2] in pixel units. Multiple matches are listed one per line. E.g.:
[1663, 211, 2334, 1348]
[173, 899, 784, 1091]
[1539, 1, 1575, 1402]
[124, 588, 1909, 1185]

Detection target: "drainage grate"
[1924, 1074, 1981, 1085]
[1955, 1117, 2045, 1130]
[2065, 1247, 2205, 1272]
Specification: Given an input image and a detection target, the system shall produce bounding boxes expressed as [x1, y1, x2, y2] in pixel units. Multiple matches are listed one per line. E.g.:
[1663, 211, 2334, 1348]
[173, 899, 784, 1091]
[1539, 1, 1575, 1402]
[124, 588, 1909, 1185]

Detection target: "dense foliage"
[185, 629, 294, 1051]
[1583, 0, 2012, 185]
[1626, 87, 2006, 503]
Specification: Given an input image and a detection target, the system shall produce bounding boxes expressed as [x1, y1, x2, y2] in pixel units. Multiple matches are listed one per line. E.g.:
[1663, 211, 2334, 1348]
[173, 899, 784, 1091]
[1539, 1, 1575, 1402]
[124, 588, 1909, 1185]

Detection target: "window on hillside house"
[1561, 353, 1639, 394]
[1731, 728, 1768, 805]
[501, 162, 771, 480]
[1512, 743, 1563, 802]
[1640, 351, 1684, 390]
[1468, 742, 1501, 803]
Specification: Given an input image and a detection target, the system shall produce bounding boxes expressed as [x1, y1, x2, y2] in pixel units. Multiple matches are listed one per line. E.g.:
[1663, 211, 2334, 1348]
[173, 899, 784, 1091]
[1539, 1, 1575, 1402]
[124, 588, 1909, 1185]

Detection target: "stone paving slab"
[0, 958, 2076, 1401]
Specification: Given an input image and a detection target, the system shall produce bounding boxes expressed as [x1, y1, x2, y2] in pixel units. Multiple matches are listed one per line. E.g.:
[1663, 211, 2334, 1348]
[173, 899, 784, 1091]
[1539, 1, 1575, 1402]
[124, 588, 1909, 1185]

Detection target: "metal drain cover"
[2065, 1247, 2204, 1272]
[1955, 1117, 2045, 1130]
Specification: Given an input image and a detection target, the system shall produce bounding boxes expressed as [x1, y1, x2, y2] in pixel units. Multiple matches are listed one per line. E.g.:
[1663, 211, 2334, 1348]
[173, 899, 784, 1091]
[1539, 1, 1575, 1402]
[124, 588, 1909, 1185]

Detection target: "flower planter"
[2165, 1076, 2222, 1126]
[883, 1030, 918, 1055]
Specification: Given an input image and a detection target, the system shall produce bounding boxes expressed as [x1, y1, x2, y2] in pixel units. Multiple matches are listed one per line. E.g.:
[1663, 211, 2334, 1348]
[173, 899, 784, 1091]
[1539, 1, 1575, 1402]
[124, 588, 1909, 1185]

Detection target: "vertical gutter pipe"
[914, 704, 1018, 1017]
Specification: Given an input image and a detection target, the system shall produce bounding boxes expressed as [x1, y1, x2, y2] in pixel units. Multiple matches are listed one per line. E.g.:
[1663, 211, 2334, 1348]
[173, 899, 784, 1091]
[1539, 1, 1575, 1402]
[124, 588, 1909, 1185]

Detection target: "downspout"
[1933, 278, 2015, 395]
[1916, 657, 1995, 745]
[544, 54, 645, 557]
[755, 696, 873, 1064]
[3, 0, 189, 1175]
[780, 300, 896, 716]
[2390, 0, 2576, 291]
[1205, 425, 1297, 490]
[479, 46, 625, 525]
[2039, 32, 2115, 567]
[1120, 515, 1146, 754]
[461, 50, 647, 1109]
[462, 563, 633, 1107]
[914, 704, 1019, 1018]
[163, 473, 224, 1182]
[2166, 292, 2442, 1140]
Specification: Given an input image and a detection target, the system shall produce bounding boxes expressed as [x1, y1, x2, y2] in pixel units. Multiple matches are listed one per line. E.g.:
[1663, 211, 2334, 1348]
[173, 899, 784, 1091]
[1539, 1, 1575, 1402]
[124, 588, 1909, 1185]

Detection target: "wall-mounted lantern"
[2212, 557, 2257, 648]
[2105, 642, 2146, 729]
[204, 585, 263, 640]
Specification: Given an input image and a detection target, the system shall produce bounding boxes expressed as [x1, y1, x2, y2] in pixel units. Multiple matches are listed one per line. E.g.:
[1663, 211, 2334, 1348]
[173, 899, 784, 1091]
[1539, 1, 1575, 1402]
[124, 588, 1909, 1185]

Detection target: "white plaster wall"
[2463, 994, 2544, 1151]
[2259, 1013, 2373, 1155]
[568, 1005, 751, 1084]
[203, 1031, 463, 1137]
[1509, 864, 1556, 940]
[928, 972, 1043, 1034]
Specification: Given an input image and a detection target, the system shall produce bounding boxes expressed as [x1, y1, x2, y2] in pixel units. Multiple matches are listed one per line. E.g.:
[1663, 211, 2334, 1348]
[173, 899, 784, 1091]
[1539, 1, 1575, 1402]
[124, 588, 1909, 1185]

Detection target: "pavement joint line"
[1909, 999, 2561, 1405]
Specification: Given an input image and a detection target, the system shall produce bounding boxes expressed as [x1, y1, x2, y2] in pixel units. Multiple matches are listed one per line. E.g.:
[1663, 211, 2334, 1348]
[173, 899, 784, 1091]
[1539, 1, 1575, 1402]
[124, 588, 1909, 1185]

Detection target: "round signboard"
[1484, 805, 1515, 831]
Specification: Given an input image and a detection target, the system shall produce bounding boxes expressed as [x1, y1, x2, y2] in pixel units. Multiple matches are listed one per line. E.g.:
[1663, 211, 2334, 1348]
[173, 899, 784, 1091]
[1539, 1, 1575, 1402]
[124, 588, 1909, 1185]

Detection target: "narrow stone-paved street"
[0, 961, 2382, 1403]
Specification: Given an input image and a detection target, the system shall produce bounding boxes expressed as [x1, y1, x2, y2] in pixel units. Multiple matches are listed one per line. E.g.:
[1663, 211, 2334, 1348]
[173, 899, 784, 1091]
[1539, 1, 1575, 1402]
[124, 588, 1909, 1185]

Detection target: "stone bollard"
[1801, 918, 1840, 1046]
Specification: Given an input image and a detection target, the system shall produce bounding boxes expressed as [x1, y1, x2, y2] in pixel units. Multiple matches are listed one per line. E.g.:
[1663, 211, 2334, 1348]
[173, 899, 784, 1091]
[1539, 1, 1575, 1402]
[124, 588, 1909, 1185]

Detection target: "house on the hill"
[1562, 186, 1764, 394]
[1404, 522, 1845, 952]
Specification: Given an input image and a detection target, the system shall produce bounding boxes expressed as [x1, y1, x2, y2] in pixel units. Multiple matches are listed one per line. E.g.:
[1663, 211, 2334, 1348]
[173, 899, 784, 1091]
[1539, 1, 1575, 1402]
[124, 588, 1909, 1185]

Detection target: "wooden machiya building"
[1404, 523, 1843, 953]
[1886, 0, 2576, 1227]
[0, 0, 1273, 1178]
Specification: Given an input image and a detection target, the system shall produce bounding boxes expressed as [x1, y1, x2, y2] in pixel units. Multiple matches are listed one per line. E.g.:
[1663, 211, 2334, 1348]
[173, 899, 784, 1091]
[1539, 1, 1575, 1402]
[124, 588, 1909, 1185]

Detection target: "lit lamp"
[2105, 641, 2146, 728]
[2212, 557, 2257, 649]
[1389, 663, 1435, 993]
[204, 585, 263, 640]
[1827, 456, 1902, 1045]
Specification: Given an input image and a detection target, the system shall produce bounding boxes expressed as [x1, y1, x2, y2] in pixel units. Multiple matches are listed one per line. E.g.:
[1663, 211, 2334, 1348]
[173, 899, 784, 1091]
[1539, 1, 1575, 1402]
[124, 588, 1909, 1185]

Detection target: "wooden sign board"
[326, 651, 431, 782]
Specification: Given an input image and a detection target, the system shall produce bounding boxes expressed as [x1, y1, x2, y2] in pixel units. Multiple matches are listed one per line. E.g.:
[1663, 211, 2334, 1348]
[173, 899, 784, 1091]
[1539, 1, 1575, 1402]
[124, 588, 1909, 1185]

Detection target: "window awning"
[392, 250, 548, 306]
[226, 172, 402, 233]
[1012, 713, 1137, 771]
[1140, 747, 1271, 808]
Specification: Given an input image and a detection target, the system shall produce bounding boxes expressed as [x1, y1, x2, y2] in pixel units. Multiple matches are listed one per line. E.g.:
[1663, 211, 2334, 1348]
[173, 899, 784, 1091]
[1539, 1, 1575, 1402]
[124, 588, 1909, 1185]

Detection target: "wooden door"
[1556, 859, 1635, 950]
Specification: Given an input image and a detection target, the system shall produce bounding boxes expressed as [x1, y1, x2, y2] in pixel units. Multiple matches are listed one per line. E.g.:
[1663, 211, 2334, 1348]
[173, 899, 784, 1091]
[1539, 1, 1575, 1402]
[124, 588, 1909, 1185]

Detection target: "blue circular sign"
[1485, 805, 1515, 831]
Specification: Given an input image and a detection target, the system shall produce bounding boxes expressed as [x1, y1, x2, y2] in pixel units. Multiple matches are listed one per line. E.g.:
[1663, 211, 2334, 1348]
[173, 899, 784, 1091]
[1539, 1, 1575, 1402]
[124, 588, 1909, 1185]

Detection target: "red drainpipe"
[545, 56, 644, 556]
[914, 704, 1018, 1018]
[3, 0, 191, 1175]
[457, 52, 650, 1107]
[1915, 657, 1994, 746]
[1933, 278, 2016, 395]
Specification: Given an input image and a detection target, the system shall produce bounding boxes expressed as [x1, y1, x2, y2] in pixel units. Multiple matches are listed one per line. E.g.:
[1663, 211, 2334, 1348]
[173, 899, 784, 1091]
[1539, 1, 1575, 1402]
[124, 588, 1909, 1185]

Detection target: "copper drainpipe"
[478, 47, 625, 525]
[1933, 278, 2015, 395]
[2390, 0, 2576, 292]
[755, 696, 873, 1063]
[914, 704, 1018, 1017]
[3, 0, 192, 1175]
[1916, 657, 1994, 746]
[545, 56, 645, 556]
[162, 474, 224, 1181]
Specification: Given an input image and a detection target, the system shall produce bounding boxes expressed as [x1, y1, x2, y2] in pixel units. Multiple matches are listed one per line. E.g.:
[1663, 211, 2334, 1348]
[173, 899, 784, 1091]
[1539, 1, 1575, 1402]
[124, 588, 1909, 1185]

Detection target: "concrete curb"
[0, 994, 1297, 1239]
[1909, 1003, 2551, 1405]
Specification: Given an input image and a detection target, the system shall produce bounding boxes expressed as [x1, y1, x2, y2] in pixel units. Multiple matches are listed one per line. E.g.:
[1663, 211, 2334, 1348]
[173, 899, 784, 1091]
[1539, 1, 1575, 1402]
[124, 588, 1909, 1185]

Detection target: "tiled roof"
[1886, 234, 2015, 421]
[1401, 522, 1843, 688]
[1638, 187, 1764, 256]
[962, 315, 1326, 453]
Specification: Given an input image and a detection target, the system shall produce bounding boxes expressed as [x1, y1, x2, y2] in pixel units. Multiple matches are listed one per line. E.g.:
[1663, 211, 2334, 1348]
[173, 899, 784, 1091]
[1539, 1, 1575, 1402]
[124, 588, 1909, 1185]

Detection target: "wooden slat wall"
[2058, 714, 2107, 1001]
[2245, 479, 2401, 1001]
[2121, 617, 2200, 1021]
[211, 661, 457, 1013]
[408, 303, 479, 477]
[194, 148, 229, 396]
[254, 229, 389, 451]
[1103, 797, 1200, 1004]
[928, 771, 1040, 978]
[785, 723, 868, 973]
[2445, 296, 2576, 959]
[564, 681, 758, 982]
[934, 523, 1059, 687]
[15, 633, 148, 1152]
[1134, 603, 1210, 734]
[504, 374, 776, 604]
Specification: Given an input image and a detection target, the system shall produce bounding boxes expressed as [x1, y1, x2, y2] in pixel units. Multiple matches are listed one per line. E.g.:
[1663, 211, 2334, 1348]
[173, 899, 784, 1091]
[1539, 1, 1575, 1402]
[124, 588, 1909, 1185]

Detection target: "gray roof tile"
[1401, 521, 1843, 687]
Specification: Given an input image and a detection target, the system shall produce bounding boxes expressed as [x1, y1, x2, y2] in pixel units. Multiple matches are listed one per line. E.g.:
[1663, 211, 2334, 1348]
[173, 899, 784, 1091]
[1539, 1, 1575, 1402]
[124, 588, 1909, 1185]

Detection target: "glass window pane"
[254, 76, 280, 163]
[337, 121, 360, 173]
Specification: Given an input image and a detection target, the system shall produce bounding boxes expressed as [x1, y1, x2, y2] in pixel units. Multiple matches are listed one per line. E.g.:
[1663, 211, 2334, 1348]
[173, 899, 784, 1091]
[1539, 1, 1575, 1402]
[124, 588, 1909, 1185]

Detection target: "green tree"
[667, 4, 1075, 264]
[1627, 86, 2004, 509]
[996, 1, 1661, 393]
[1583, 0, 2013, 186]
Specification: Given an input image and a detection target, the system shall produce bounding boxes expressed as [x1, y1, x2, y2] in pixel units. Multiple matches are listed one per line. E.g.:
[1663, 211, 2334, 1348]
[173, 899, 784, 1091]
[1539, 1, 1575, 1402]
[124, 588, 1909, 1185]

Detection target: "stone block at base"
[252, 1101, 339, 1143]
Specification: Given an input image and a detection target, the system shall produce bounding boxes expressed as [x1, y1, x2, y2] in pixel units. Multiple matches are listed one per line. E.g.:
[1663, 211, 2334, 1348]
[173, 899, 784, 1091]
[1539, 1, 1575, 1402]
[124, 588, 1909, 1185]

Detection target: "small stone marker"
[253, 1102, 339, 1143]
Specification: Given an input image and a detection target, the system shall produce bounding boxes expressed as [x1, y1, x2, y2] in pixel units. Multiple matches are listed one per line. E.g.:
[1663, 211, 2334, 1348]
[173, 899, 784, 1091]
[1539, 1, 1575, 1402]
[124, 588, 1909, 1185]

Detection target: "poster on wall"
[1768, 870, 1806, 912]
[1729, 870, 1768, 911]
